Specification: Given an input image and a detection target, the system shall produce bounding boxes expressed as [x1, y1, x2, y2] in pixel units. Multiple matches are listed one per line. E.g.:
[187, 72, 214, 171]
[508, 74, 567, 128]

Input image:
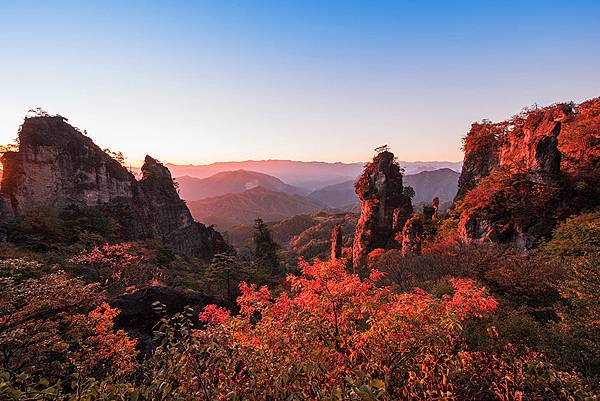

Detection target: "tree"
[103, 149, 126, 166]
[204, 253, 253, 304]
[69, 243, 157, 295]
[253, 218, 280, 276]
[191, 260, 526, 399]
[26, 107, 49, 117]
[403, 185, 415, 199]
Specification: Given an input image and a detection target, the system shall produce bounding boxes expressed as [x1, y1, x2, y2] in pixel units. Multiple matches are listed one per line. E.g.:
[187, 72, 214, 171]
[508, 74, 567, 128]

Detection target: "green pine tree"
[204, 253, 253, 304]
[253, 218, 281, 277]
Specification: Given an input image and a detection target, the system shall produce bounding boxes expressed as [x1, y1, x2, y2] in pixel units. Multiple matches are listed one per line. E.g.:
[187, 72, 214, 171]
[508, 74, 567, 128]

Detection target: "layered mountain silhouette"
[175, 170, 308, 200]
[186, 187, 327, 230]
[164, 160, 461, 190]
[179, 167, 459, 231]
[308, 168, 459, 208]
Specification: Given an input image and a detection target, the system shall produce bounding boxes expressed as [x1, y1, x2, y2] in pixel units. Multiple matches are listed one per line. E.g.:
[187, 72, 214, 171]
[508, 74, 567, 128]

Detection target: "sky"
[1, 1, 599, 166]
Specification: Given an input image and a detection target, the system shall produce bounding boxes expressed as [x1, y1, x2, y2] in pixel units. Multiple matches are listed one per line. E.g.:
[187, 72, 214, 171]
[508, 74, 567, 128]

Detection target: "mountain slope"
[308, 180, 357, 208]
[227, 212, 358, 261]
[403, 168, 459, 205]
[309, 168, 460, 207]
[175, 170, 307, 201]
[187, 187, 327, 230]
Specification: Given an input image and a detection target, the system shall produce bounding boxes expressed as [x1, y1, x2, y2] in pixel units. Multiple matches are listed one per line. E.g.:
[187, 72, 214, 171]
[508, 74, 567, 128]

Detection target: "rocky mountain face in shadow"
[455, 98, 600, 248]
[0, 115, 228, 258]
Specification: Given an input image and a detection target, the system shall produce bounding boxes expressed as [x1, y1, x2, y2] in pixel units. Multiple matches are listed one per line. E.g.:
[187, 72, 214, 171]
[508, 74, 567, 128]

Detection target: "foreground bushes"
[1, 257, 596, 400]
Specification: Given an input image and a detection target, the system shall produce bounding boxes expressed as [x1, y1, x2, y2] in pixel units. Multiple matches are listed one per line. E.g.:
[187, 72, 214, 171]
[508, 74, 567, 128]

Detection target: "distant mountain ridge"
[404, 168, 460, 205]
[308, 168, 460, 208]
[186, 187, 327, 230]
[182, 167, 459, 231]
[176, 170, 307, 201]
[166, 159, 462, 190]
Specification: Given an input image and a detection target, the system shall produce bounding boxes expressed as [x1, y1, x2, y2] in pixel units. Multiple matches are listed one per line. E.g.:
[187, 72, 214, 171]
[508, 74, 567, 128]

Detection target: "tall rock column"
[352, 150, 412, 272]
[432, 197, 440, 219]
[330, 223, 343, 260]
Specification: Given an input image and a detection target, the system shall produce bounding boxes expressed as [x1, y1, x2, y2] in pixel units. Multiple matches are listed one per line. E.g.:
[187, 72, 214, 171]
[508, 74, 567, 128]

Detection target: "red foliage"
[69, 243, 143, 280]
[0, 266, 138, 381]
[560, 97, 600, 172]
[70, 302, 139, 376]
[193, 260, 502, 398]
[68, 243, 160, 293]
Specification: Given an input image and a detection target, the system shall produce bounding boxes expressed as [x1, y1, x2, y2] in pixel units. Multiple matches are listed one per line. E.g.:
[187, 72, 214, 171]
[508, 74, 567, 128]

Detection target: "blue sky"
[1, 1, 599, 165]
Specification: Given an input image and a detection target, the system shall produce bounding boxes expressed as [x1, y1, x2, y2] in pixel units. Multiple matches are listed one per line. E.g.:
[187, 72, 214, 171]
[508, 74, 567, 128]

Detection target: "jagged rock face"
[1, 116, 134, 215]
[432, 197, 440, 218]
[330, 223, 343, 260]
[559, 97, 600, 173]
[456, 105, 571, 202]
[455, 100, 600, 248]
[0, 116, 228, 259]
[454, 122, 503, 201]
[498, 105, 569, 174]
[352, 151, 412, 271]
[400, 214, 423, 256]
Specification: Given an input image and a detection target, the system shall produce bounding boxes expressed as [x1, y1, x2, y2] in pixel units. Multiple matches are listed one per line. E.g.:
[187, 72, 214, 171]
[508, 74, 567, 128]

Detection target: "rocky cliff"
[352, 150, 413, 271]
[0, 115, 228, 258]
[455, 98, 600, 248]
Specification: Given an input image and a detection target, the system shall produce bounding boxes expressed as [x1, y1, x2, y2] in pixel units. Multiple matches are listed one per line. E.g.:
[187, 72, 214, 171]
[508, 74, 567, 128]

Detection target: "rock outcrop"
[455, 99, 600, 248]
[454, 121, 504, 201]
[330, 223, 343, 260]
[400, 214, 423, 256]
[352, 150, 413, 271]
[456, 104, 570, 202]
[0, 115, 228, 258]
[432, 197, 440, 218]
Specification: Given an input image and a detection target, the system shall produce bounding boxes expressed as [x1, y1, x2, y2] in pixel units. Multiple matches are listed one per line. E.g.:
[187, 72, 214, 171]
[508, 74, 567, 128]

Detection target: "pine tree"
[205, 253, 253, 304]
[253, 218, 280, 276]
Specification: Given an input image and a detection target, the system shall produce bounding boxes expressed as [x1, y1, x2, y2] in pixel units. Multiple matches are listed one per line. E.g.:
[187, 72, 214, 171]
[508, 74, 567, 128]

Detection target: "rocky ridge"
[455, 98, 600, 248]
[0, 115, 228, 258]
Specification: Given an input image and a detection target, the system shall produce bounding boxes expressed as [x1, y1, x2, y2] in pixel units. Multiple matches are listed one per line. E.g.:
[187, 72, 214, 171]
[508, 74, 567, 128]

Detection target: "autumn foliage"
[189, 260, 502, 399]
[1, 245, 598, 399]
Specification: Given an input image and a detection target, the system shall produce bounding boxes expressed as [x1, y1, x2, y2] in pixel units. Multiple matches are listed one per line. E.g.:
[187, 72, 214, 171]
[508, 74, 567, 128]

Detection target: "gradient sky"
[1, 1, 599, 165]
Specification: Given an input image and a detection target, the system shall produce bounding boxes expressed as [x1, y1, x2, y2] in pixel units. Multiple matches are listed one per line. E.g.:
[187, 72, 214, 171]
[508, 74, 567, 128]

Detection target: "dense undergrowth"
[0, 209, 599, 400]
